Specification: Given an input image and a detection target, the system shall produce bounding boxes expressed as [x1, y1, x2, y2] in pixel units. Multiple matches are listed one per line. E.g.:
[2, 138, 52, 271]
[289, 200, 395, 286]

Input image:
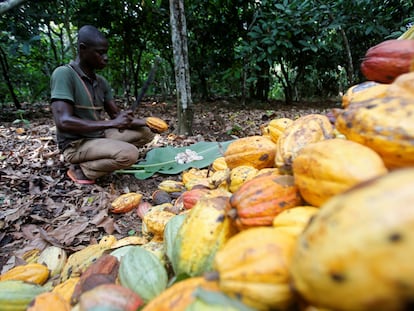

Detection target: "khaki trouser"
[63, 127, 155, 180]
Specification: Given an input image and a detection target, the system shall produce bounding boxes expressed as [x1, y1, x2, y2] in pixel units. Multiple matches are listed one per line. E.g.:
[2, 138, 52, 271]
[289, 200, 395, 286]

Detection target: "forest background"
[1, 0, 413, 113]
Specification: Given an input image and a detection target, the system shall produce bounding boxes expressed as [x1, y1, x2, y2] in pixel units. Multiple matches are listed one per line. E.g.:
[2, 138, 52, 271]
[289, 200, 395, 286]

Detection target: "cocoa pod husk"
[71, 254, 119, 304]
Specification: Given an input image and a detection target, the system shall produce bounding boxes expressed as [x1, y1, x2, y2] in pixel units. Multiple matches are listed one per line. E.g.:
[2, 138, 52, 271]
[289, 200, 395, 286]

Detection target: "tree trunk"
[169, 0, 193, 136]
[62, 0, 76, 60]
[318, 2, 354, 85]
[0, 0, 27, 14]
[254, 60, 270, 101]
[338, 26, 354, 85]
[46, 23, 59, 64]
[0, 46, 21, 109]
[277, 59, 293, 105]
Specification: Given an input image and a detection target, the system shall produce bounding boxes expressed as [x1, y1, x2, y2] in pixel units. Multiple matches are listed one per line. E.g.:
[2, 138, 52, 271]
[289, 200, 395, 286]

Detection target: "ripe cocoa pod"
[27, 292, 71, 311]
[52, 277, 80, 303]
[158, 180, 186, 193]
[71, 254, 120, 304]
[110, 192, 143, 214]
[146, 116, 169, 133]
[78, 283, 144, 311]
[0, 263, 50, 285]
[37, 246, 67, 277]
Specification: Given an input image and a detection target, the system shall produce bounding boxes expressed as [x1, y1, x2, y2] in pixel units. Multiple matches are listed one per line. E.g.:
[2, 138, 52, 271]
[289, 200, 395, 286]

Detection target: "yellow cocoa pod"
[208, 168, 230, 190]
[143, 207, 176, 242]
[267, 118, 294, 143]
[27, 292, 71, 311]
[211, 156, 228, 171]
[342, 81, 388, 108]
[52, 277, 80, 303]
[184, 177, 212, 191]
[275, 114, 333, 174]
[60, 235, 117, 281]
[110, 236, 148, 249]
[212, 227, 296, 311]
[335, 96, 414, 169]
[228, 165, 258, 193]
[172, 191, 236, 277]
[158, 180, 186, 193]
[181, 168, 210, 185]
[146, 116, 169, 132]
[292, 139, 388, 207]
[224, 136, 277, 169]
[37, 246, 67, 277]
[291, 168, 414, 311]
[272, 206, 319, 239]
[22, 249, 41, 264]
[0, 263, 50, 285]
[385, 71, 414, 99]
[110, 192, 143, 214]
[141, 277, 219, 311]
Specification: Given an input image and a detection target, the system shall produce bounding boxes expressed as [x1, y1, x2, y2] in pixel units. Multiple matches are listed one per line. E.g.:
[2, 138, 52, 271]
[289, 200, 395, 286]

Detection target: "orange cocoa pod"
[0, 263, 50, 285]
[146, 117, 169, 133]
[224, 135, 277, 169]
[110, 192, 143, 213]
[228, 174, 303, 230]
[52, 277, 80, 303]
[141, 277, 219, 311]
[27, 292, 71, 311]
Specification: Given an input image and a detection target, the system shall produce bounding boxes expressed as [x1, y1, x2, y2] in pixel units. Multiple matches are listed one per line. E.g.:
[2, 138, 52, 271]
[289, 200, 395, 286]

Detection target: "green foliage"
[0, 0, 413, 108]
[237, 0, 413, 103]
[117, 140, 234, 179]
[12, 109, 30, 126]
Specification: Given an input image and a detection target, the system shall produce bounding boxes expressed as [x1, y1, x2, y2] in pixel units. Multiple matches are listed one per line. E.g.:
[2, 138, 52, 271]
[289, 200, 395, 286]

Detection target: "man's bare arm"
[51, 100, 134, 133]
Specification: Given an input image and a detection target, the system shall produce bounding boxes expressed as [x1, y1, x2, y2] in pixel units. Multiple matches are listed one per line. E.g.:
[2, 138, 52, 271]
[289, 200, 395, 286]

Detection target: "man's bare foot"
[67, 164, 95, 185]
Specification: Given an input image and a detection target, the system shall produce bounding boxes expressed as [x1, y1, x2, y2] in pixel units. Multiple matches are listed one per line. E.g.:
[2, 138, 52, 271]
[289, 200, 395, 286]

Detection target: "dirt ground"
[0, 97, 339, 272]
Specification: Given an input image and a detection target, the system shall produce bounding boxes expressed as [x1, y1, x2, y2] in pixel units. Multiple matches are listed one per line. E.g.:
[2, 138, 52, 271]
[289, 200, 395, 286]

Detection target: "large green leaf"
[116, 140, 234, 179]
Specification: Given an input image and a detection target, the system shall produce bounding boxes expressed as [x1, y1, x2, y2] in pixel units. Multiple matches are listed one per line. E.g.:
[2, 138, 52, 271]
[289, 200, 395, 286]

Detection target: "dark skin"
[52, 30, 147, 180]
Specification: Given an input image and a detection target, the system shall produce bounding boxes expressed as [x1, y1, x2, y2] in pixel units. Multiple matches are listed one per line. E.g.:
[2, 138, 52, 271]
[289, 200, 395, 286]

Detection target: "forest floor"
[0, 97, 339, 272]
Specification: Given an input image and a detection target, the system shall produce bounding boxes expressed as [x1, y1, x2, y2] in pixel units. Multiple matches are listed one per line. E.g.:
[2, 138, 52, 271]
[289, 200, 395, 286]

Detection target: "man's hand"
[113, 110, 134, 129]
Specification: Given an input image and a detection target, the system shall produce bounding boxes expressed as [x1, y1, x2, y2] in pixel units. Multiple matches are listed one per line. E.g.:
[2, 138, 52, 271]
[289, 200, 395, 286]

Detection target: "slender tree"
[169, 0, 193, 135]
[0, 46, 20, 108]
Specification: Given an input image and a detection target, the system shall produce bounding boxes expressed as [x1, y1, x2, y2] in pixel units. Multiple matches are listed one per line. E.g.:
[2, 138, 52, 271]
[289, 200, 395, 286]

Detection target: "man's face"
[81, 38, 109, 70]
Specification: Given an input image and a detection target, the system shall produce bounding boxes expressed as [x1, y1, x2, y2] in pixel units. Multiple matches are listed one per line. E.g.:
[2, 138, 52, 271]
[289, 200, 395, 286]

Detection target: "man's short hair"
[78, 25, 106, 48]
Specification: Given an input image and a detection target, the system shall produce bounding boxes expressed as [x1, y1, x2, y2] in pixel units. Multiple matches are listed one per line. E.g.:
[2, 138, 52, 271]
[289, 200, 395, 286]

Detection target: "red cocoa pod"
[71, 254, 119, 304]
[182, 188, 210, 210]
[137, 201, 152, 219]
[78, 283, 144, 311]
